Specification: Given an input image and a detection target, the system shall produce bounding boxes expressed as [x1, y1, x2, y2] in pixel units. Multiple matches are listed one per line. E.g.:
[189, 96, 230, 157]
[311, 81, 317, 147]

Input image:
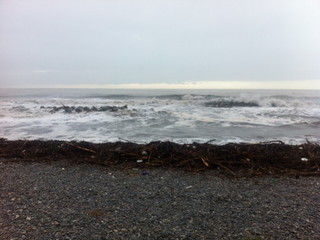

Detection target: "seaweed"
[0, 138, 319, 177]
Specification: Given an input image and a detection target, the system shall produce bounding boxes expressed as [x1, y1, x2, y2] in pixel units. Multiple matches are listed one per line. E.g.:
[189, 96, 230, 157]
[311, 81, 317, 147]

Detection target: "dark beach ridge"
[1, 139, 319, 177]
[1, 139, 320, 239]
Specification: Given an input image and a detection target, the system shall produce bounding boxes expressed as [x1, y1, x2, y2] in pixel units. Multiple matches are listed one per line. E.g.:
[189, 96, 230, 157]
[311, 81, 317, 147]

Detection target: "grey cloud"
[0, 0, 319, 87]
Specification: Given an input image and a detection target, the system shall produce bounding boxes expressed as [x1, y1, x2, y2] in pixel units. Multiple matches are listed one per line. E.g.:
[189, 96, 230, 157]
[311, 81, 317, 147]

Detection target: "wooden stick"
[65, 142, 96, 154]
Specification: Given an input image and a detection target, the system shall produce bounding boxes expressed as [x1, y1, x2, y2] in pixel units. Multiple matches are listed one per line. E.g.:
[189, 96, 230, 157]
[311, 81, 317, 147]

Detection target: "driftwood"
[0, 138, 319, 177]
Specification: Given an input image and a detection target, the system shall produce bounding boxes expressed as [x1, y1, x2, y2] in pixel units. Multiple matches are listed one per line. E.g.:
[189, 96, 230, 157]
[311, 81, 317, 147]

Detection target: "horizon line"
[2, 87, 320, 90]
[2, 80, 320, 90]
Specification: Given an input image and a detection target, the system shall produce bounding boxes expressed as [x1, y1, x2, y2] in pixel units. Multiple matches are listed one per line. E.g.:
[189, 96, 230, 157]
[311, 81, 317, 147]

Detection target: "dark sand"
[1, 160, 319, 240]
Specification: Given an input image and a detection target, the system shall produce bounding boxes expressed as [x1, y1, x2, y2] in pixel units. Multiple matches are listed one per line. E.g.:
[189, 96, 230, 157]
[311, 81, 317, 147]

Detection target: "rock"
[204, 100, 259, 108]
[75, 107, 83, 113]
[44, 105, 128, 114]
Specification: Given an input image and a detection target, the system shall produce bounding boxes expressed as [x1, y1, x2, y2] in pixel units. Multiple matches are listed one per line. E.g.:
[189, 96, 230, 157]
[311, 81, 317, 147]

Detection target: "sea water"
[0, 88, 319, 144]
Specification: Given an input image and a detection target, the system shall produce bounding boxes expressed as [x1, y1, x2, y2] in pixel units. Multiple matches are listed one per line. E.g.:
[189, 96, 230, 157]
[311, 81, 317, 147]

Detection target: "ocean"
[0, 88, 319, 145]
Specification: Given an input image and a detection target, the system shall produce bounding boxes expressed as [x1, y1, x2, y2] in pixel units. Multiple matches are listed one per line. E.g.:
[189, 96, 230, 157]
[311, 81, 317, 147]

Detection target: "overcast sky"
[1, 0, 320, 89]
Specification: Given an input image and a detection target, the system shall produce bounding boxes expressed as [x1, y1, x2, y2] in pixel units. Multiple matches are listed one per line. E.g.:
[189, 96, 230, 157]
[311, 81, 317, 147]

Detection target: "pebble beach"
[1, 160, 319, 240]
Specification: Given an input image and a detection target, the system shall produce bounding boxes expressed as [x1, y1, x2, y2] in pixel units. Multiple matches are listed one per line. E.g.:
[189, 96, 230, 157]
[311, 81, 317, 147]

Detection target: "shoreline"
[1, 138, 319, 177]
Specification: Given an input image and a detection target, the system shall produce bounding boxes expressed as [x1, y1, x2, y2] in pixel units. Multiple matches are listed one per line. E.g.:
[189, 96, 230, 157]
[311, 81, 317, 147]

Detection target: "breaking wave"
[1, 89, 320, 144]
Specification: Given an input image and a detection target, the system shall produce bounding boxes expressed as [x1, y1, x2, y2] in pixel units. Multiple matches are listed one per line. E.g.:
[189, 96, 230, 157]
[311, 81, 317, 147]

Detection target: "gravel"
[0, 160, 319, 240]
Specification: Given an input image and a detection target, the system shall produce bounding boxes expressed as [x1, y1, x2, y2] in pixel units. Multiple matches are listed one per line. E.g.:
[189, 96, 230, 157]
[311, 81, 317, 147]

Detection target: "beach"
[1, 160, 319, 240]
[2, 0, 320, 238]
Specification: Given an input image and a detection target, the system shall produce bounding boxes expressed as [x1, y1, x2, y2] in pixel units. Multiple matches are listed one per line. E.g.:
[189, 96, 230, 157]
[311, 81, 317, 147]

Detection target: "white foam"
[1, 89, 319, 144]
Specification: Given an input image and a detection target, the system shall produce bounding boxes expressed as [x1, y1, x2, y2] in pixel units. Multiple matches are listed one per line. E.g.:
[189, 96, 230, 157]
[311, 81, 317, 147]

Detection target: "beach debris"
[271, 178, 277, 183]
[142, 150, 148, 155]
[205, 139, 216, 144]
[65, 142, 96, 154]
[0, 138, 319, 177]
[141, 171, 149, 176]
[186, 186, 193, 189]
[201, 157, 210, 167]
[86, 209, 104, 217]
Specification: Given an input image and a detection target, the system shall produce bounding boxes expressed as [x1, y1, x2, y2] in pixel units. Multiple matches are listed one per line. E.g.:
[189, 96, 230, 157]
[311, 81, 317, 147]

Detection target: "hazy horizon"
[2, 81, 320, 90]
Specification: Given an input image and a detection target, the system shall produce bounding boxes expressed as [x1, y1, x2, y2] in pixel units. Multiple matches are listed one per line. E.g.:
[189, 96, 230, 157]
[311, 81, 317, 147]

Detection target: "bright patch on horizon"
[25, 80, 320, 90]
